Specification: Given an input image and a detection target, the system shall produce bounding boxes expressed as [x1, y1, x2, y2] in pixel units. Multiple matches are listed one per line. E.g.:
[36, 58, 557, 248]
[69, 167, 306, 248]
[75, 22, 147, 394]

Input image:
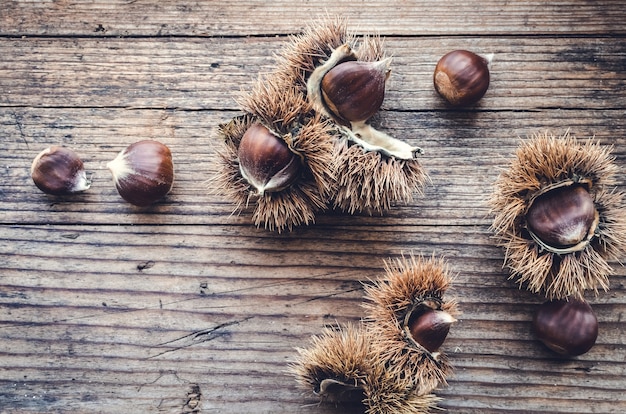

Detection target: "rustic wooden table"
[1, 1, 626, 413]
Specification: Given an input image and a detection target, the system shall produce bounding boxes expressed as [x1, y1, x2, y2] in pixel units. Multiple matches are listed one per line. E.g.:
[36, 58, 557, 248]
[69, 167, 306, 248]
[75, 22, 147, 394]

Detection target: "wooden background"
[1, 1, 626, 413]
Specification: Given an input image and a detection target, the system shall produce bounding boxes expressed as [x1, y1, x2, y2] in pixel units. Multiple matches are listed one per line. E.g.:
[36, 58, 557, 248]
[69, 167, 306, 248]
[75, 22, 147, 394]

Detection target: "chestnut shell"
[107, 140, 174, 207]
[31, 146, 90, 195]
[407, 308, 455, 353]
[237, 123, 301, 195]
[321, 60, 387, 123]
[526, 184, 598, 251]
[533, 298, 598, 356]
[434, 50, 490, 106]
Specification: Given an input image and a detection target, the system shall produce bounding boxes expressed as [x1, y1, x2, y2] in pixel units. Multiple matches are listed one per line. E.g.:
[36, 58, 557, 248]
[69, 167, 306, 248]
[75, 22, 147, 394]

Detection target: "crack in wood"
[147, 316, 254, 359]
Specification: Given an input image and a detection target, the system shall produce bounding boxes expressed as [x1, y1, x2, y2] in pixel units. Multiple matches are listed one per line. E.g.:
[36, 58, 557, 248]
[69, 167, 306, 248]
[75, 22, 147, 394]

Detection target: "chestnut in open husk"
[291, 322, 441, 414]
[215, 77, 335, 232]
[533, 298, 598, 356]
[274, 17, 427, 214]
[490, 131, 626, 300]
[363, 255, 459, 396]
[237, 123, 301, 195]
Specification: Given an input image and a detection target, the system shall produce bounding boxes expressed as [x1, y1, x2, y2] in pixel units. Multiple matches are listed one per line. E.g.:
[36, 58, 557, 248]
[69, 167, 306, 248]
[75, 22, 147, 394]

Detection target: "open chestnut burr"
[489, 131, 626, 300]
[363, 255, 459, 397]
[215, 76, 335, 232]
[292, 254, 458, 414]
[291, 323, 441, 414]
[274, 17, 428, 214]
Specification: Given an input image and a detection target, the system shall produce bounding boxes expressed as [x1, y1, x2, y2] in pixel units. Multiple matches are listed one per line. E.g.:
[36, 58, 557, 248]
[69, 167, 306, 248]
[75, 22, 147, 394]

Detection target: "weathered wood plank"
[1, 1, 625, 413]
[1, 36, 625, 111]
[2, 108, 625, 226]
[0, 223, 625, 413]
[1, 0, 625, 37]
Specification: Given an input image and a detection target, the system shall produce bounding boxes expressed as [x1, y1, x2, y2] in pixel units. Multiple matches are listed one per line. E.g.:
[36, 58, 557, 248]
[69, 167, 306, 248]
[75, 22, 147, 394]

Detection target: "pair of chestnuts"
[30, 140, 174, 207]
[490, 131, 626, 357]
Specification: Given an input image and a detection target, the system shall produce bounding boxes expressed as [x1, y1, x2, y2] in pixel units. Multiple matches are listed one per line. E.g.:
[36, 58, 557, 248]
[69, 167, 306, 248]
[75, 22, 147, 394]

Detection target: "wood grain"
[1, 1, 626, 413]
[1, 0, 626, 36]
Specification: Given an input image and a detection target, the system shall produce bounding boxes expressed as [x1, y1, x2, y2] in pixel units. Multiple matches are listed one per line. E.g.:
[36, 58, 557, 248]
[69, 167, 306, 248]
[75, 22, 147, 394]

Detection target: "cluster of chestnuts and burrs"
[292, 255, 458, 414]
[490, 131, 626, 357]
[216, 17, 495, 230]
[30, 140, 174, 207]
[215, 17, 435, 231]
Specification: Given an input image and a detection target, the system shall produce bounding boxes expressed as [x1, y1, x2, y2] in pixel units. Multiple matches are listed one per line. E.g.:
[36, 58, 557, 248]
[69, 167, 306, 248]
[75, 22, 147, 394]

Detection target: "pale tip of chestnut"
[106, 140, 174, 207]
[408, 308, 457, 353]
[31, 146, 91, 195]
[434, 49, 490, 107]
[533, 298, 598, 357]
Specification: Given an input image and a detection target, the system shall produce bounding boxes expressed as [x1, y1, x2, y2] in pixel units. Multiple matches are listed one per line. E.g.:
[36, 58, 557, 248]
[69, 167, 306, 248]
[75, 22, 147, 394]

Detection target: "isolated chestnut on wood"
[533, 298, 598, 356]
[526, 184, 599, 253]
[106, 140, 174, 207]
[237, 123, 301, 195]
[434, 50, 490, 106]
[31, 146, 91, 195]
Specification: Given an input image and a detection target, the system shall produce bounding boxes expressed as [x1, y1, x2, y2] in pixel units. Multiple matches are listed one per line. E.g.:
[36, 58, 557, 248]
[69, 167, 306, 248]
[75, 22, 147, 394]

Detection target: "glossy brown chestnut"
[237, 123, 301, 195]
[321, 60, 389, 123]
[434, 50, 490, 106]
[106, 140, 174, 207]
[526, 184, 598, 252]
[407, 308, 456, 353]
[31, 146, 91, 195]
[533, 298, 598, 356]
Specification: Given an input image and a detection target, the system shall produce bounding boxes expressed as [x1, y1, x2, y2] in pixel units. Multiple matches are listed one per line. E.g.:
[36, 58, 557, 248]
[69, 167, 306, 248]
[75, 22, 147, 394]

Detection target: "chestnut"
[434, 50, 490, 106]
[31, 146, 91, 195]
[237, 123, 301, 195]
[407, 307, 456, 353]
[533, 298, 598, 356]
[320, 59, 390, 124]
[526, 184, 599, 253]
[106, 140, 174, 207]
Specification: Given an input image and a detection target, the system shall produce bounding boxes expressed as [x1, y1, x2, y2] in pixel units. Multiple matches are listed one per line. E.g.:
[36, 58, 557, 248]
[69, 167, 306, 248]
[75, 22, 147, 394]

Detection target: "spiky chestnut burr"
[214, 76, 335, 232]
[291, 323, 371, 404]
[291, 323, 442, 414]
[489, 131, 626, 300]
[363, 255, 459, 397]
[274, 16, 428, 214]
